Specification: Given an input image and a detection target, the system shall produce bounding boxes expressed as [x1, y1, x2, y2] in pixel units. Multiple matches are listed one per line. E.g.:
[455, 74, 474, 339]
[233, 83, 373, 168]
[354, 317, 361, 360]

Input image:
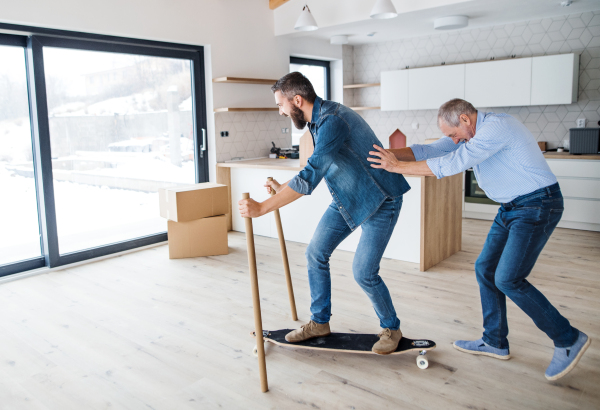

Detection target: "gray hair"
[437, 99, 476, 128]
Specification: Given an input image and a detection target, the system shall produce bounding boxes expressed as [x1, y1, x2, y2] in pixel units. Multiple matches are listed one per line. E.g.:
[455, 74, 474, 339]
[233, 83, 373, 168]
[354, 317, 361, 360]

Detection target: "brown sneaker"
[372, 328, 403, 355]
[285, 320, 331, 343]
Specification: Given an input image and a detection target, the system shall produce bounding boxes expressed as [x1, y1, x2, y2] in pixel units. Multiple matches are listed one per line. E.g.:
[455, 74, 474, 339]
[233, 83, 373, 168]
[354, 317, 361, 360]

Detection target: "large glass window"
[44, 48, 196, 254]
[289, 57, 330, 146]
[0, 27, 207, 277]
[0, 45, 40, 265]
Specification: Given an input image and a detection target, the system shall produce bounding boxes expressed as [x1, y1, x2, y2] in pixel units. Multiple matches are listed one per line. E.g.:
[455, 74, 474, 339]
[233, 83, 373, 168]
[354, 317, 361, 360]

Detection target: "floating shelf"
[350, 107, 380, 111]
[343, 83, 380, 89]
[214, 107, 278, 113]
[213, 77, 278, 85]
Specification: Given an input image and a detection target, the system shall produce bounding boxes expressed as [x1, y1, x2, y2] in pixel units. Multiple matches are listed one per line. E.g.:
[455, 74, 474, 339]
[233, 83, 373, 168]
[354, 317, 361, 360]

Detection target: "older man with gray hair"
[367, 98, 590, 381]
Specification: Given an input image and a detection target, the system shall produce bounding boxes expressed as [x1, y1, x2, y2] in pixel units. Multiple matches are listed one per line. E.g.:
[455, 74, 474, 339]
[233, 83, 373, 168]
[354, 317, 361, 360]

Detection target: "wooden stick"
[267, 177, 298, 321]
[243, 192, 268, 393]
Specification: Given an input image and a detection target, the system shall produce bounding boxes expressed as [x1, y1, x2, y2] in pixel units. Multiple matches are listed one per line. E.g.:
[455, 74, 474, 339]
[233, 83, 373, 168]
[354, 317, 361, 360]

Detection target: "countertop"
[543, 152, 600, 160]
[216, 158, 425, 178]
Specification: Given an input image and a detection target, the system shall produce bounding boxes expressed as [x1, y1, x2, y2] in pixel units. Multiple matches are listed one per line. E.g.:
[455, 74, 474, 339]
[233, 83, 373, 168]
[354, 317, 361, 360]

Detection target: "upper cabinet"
[408, 64, 465, 111]
[381, 70, 408, 111]
[531, 54, 579, 106]
[380, 53, 579, 111]
[465, 58, 532, 107]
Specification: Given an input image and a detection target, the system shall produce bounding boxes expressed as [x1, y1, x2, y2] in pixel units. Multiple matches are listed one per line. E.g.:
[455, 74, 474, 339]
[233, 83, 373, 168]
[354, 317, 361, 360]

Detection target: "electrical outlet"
[220, 131, 229, 137]
[285, 128, 290, 133]
[412, 122, 419, 130]
[281, 128, 286, 134]
[576, 118, 586, 128]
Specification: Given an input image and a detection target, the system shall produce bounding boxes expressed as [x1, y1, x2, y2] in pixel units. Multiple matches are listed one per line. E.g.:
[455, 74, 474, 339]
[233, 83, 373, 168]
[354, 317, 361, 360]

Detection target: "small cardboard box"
[167, 215, 228, 259]
[159, 183, 228, 222]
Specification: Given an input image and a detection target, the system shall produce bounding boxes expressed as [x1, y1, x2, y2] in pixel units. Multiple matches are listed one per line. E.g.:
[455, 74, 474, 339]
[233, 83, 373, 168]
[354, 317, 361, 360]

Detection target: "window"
[289, 57, 330, 146]
[0, 26, 207, 277]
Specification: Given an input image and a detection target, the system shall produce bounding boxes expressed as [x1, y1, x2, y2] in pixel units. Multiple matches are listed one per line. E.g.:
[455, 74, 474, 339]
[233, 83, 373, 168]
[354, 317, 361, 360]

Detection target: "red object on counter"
[389, 129, 407, 149]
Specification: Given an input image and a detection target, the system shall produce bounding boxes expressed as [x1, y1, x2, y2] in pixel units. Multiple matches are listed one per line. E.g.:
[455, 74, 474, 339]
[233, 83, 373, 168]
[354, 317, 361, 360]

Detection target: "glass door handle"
[201, 128, 207, 151]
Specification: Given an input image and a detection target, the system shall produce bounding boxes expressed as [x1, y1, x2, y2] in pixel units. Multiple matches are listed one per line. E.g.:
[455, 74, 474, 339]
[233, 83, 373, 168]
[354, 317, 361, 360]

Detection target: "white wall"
[0, 0, 343, 180]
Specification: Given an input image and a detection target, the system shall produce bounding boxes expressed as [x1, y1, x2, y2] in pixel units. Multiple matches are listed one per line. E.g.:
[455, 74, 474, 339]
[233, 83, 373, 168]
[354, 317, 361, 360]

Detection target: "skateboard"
[251, 329, 436, 369]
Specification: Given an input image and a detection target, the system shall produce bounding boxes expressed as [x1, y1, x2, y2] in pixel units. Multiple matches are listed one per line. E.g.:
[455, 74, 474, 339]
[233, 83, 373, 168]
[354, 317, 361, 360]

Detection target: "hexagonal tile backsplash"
[346, 9, 600, 149]
[215, 112, 292, 162]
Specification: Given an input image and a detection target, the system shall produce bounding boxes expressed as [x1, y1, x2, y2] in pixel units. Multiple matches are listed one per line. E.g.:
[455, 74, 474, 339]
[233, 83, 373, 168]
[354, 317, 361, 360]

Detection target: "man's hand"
[264, 178, 281, 194]
[238, 198, 264, 218]
[368, 144, 400, 173]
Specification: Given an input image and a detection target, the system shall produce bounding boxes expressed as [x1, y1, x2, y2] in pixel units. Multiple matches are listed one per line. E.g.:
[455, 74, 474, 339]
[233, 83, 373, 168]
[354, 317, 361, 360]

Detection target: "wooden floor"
[0, 219, 599, 410]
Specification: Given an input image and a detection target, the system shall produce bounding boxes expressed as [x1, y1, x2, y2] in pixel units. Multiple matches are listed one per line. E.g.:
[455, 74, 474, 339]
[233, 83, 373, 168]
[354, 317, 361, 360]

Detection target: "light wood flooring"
[0, 219, 598, 410]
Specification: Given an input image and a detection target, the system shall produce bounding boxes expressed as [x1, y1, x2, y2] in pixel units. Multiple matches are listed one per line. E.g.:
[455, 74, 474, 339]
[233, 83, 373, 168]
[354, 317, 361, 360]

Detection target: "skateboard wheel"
[253, 345, 258, 357]
[416, 356, 428, 369]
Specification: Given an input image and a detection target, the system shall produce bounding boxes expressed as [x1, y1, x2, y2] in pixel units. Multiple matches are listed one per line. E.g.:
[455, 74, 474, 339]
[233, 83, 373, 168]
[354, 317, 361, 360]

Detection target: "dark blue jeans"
[476, 183, 578, 349]
[306, 197, 402, 330]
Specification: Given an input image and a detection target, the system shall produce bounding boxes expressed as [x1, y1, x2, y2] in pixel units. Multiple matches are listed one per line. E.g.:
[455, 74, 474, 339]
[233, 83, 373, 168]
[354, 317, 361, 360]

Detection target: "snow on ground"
[49, 91, 164, 117]
[0, 162, 174, 265]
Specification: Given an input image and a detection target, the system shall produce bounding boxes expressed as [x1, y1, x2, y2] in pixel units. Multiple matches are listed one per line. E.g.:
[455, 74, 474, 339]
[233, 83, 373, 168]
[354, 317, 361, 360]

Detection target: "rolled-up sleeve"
[410, 136, 460, 161]
[426, 124, 509, 179]
[288, 115, 348, 195]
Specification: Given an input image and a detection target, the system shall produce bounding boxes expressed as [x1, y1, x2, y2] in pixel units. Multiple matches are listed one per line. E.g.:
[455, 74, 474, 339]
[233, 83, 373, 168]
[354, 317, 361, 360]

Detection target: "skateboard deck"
[251, 329, 436, 368]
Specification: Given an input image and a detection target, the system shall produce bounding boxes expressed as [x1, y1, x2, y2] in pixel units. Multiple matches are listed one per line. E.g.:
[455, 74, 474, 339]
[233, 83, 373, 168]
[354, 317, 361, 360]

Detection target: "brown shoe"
[285, 320, 331, 343]
[372, 328, 403, 355]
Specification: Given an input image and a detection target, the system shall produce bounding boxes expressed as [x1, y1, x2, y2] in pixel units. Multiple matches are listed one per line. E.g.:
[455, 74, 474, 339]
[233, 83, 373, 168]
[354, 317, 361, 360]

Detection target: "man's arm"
[238, 185, 302, 218]
[368, 145, 434, 176]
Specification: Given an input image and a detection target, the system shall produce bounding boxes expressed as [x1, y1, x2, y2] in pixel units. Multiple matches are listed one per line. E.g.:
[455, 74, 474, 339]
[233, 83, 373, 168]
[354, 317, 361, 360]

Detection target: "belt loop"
[546, 186, 552, 197]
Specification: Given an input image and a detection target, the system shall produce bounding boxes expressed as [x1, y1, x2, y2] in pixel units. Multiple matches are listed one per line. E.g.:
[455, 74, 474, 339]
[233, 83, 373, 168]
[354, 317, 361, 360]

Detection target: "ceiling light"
[367, 32, 377, 37]
[434, 15, 469, 30]
[370, 0, 398, 19]
[330, 35, 349, 45]
[295, 5, 318, 31]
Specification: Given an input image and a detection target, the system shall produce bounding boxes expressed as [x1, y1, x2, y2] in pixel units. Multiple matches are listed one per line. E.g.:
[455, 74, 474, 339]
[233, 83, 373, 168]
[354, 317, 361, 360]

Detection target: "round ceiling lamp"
[370, 0, 398, 19]
[295, 5, 318, 31]
[434, 15, 469, 30]
[330, 35, 349, 45]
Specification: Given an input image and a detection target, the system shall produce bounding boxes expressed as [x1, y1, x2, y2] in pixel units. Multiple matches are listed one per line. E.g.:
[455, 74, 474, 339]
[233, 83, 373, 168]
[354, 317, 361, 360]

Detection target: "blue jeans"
[306, 197, 402, 330]
[476, 183, 578, 349]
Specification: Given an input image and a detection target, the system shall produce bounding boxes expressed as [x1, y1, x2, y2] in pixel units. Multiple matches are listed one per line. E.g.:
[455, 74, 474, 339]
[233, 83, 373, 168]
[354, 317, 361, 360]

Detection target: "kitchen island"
[217, 158, 462, 271]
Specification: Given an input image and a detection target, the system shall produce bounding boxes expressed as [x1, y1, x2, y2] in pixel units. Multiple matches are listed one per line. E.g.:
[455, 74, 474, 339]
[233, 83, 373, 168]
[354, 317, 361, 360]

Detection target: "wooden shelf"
[350, 106, 380, 111]
[212, 77, 278, 85]
[343, 83, 380, 89]
[214, 107, 278, 113]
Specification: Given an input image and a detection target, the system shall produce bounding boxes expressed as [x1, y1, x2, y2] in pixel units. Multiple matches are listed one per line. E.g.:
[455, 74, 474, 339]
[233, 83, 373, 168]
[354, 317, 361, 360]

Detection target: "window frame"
[0, 24, 208, 277]
[290, 56, 331, 100]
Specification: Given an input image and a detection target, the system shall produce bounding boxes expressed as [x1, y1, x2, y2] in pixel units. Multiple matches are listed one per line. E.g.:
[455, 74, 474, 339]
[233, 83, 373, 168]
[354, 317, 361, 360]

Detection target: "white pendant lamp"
[295, 5, 318, 31]
[370, 0, 398, 19]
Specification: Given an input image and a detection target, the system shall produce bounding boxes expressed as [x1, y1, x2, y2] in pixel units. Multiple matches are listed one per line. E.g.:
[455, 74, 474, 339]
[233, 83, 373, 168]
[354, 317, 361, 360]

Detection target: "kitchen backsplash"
[345, 9, 600, 149]
[214, 111, 291, 162]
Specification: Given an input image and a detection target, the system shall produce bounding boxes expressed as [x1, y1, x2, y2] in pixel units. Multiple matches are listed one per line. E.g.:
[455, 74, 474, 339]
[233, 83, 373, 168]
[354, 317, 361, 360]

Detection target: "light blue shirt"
[410, 111, 557, 203]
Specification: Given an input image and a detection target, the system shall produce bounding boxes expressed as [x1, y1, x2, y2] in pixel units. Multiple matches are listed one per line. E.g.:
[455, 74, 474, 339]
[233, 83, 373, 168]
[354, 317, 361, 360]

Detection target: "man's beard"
[289, 104, 307, 130]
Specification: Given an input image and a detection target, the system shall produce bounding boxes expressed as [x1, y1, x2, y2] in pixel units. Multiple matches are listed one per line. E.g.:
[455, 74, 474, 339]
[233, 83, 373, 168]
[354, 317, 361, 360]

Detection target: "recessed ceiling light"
[331, 35, 349, 45]
[434, 15, 469, 30]
[367, 32, 377, 37]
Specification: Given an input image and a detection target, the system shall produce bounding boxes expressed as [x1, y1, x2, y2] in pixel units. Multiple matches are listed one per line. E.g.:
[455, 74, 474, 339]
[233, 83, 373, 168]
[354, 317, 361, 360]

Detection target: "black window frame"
[0, 23, 208, 278]
[290, 56, 331, 100]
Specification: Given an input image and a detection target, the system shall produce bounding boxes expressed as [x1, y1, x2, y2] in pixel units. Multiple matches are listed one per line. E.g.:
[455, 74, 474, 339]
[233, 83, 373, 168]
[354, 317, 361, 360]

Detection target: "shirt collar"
[309, 96, 323, 125]
[475, 110, 485, 132]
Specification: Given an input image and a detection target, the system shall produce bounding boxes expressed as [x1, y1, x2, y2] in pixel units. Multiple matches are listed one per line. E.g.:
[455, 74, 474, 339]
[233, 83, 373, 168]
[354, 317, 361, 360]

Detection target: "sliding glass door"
[0, 27, 207, 277]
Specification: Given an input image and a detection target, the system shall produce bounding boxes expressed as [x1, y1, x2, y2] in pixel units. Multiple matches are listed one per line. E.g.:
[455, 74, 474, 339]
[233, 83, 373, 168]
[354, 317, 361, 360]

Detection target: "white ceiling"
[276, 0, 600, 45]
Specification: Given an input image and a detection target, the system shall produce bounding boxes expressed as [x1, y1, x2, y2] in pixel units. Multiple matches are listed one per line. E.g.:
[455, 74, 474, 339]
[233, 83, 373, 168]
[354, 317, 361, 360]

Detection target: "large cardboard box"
[159, 183, 228, 222]
[167, 215, 228, 259]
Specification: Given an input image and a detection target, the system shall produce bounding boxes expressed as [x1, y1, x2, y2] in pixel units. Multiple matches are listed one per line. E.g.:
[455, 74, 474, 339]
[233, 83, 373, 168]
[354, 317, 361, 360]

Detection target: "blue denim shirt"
[288, 97, 411, 230]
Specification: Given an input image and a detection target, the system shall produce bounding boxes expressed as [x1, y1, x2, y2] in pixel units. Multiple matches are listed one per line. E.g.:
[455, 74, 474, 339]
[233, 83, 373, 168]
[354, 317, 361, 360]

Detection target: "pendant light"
[370, 0, 398, 19]
[295, 5, 318, 31]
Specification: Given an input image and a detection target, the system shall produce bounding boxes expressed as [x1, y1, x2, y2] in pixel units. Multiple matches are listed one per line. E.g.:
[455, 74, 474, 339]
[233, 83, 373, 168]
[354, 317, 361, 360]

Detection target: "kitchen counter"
[544, 152, 600, 160]
[216, 158, 462, 271]
[216, 158, 425, 178]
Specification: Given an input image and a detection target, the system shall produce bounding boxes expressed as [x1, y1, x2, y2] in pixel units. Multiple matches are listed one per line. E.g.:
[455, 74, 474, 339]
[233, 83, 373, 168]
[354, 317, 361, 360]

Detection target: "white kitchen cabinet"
[408, 64, 465, 110]
[531, 54, 579, 106]
[381, 70, 408, 111]
[465, 58, 532, 107]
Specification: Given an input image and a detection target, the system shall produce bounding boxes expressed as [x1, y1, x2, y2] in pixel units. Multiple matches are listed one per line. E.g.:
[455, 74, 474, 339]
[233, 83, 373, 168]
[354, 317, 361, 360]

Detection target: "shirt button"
[339, 206, 342, 209]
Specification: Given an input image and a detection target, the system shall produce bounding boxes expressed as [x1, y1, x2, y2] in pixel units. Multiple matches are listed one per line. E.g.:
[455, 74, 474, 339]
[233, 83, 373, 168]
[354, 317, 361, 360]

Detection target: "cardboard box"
[167, 215, 228, 259]
[159, 183, 228, 222]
